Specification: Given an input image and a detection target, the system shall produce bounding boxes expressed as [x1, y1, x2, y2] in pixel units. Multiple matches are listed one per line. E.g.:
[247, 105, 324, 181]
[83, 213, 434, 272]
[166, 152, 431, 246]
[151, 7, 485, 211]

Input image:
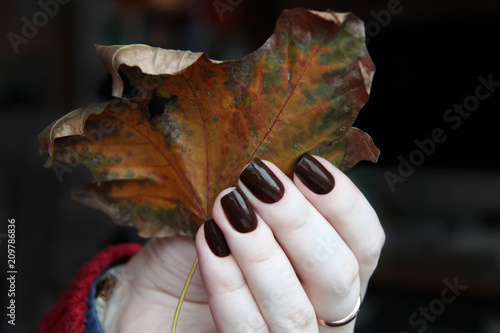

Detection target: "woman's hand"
[104, 155, 384, 332]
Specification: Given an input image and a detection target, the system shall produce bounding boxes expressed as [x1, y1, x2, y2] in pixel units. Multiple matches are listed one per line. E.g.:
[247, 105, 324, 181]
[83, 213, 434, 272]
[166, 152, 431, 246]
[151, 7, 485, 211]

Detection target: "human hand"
[104, 155, 384, 332]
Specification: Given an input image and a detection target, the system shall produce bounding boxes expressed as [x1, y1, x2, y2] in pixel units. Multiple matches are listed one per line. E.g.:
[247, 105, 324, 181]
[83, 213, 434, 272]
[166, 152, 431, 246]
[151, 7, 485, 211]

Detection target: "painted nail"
[221, 188, 258, 233]
[294, 154, 335, 194]
[239, 158, 285, 203]
[204, 219, 230, 257]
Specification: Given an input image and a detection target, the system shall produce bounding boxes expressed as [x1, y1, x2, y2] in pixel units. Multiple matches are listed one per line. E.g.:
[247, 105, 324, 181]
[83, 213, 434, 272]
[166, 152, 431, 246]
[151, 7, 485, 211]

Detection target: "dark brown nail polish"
[204, 219, 230, 257]
[294, 154, 335, 194]
[239, 158, 285, 203]
[221, 188, 258, 233]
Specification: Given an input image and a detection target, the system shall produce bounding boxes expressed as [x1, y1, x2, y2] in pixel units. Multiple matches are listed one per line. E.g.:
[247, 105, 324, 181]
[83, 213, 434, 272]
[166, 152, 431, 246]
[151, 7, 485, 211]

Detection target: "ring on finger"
[317, 295, 361, 327]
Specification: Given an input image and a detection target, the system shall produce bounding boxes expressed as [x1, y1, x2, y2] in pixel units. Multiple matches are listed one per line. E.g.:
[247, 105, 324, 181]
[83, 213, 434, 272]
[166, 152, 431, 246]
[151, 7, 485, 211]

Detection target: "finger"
[210, 187, 319, 332]
[293, 154, 385, 297]
[237, 158, 361, 324]
[196, 219, 268, 333]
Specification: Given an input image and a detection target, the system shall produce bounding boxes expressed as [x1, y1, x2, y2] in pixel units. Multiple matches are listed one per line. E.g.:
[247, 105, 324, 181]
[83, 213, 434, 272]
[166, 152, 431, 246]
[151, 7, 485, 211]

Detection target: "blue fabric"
[85, 273, 105, 333]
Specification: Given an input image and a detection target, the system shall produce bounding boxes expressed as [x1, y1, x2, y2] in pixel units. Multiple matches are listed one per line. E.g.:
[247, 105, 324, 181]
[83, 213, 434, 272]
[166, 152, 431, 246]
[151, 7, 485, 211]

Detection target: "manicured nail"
[204, 219, 230, 257]
[294, 154, 335, 194]
[239, 158, 284, 203]
[221, 188, 258, 233]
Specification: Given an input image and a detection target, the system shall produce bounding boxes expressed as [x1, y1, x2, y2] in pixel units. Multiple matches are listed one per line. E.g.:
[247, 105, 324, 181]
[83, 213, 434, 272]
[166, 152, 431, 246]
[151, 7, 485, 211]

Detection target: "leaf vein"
[107, 112, 206, 219]
[240, 46, 320, 183]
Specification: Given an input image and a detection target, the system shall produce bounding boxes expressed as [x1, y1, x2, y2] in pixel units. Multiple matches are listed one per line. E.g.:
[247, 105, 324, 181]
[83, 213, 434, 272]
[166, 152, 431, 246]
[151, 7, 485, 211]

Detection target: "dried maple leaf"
[39, 8, 379, 238]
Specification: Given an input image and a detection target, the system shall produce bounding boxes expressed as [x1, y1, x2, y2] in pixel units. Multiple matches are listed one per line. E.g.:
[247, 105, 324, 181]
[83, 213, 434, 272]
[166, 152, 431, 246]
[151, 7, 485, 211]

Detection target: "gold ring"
[317, 295, 361, 327]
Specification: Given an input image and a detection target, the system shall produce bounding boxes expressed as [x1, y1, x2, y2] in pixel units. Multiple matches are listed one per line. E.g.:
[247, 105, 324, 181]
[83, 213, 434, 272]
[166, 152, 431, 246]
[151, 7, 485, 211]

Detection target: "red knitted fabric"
[39, 243, 142, 333]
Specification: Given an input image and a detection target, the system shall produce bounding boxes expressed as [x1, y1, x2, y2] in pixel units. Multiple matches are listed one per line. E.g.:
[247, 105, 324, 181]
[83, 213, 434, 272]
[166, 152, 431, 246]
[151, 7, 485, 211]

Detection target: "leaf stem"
[171, 255, 199, 333]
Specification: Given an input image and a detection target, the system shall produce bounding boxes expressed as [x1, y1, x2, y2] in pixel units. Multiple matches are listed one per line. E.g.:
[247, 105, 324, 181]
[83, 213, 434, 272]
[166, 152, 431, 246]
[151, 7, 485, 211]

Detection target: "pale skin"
[104, 156, 385, 332]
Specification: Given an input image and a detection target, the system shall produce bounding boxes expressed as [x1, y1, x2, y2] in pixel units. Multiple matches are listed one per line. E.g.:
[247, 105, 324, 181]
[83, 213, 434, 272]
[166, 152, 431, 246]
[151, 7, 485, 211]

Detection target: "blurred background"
[1, 0, 499, 332]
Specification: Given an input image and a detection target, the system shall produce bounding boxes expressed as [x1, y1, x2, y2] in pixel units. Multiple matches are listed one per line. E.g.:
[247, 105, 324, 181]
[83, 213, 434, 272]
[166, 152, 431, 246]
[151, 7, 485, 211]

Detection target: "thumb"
[122, 236, 208, 302]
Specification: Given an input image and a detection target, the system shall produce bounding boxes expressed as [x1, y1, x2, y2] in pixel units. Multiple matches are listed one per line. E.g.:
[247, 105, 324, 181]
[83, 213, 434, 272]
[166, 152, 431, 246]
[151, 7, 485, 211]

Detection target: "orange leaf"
[39, 8, 379, 237]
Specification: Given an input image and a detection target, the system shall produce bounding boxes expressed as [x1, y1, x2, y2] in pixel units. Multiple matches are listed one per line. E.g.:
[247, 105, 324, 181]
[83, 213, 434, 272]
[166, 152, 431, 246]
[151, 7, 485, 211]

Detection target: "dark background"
[1, 0, 499, 332]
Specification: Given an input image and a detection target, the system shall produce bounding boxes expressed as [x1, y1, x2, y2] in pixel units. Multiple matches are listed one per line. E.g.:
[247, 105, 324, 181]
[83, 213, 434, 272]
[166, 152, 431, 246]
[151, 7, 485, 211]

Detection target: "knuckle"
[243, 228, 279, 264]
[268, 193, 310, 232]
[330, 256, 359, 298]
[358, 226, 385, 268]
[284, 202, 311, 231]
[336, 189, 362, 222]
[279, 303, 316, 331]
[216, 273, 247, 295]
[237, 314, 269, 333]
[245, 240, 278, 264]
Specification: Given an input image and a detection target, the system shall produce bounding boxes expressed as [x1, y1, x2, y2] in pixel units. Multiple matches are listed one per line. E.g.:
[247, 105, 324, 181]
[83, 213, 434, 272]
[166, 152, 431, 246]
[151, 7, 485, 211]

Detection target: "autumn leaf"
[39, 8, 379, 238]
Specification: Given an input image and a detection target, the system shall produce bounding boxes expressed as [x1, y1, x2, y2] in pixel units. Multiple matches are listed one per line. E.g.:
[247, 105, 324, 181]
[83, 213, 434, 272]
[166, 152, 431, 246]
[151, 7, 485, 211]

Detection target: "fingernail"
[239, 158, 284, 203]
[294, 154, 335, 194]
[221, 188, 258, 233]
[204, 219, 230, 257]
